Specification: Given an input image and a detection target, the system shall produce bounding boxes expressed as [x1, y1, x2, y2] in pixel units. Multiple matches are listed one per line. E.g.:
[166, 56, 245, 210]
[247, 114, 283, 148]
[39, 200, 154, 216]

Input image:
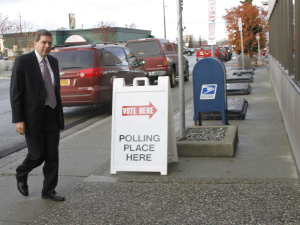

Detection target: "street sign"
[256, 33, 260, 40]
[110, 77, 178, 175]
[208, 23, 216, 45]
[69, 13, 76, 29]
[208, 13, 216, 21]
[238, 18, 243, 31]
[208, 0, 216, 22]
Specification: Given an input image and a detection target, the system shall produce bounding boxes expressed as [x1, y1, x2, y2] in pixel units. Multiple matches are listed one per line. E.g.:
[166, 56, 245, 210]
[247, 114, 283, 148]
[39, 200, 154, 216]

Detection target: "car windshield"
[50, 50, 94, 71]
[126, 41, 162, 57]
[201, 45, 218, 50]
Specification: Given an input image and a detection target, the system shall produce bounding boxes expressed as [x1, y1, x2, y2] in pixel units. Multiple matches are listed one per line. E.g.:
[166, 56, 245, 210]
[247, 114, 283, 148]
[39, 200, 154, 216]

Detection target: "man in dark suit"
[10, 29, 65, 201]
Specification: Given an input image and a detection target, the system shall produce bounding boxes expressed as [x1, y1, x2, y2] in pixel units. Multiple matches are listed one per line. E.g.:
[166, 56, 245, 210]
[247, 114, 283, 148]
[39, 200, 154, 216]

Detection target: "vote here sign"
[110, 77, 177, 175]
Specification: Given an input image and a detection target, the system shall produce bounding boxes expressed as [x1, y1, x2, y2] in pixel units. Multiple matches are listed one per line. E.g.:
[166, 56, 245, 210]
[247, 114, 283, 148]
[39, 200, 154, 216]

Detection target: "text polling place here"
[111, 77, 176, 175]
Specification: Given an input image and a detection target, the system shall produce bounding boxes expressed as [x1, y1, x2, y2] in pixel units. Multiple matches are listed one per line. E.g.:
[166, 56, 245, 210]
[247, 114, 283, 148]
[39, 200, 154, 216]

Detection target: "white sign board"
[208, 0, 216, 14]
[111, 77, 178, 175]
[208, 13, 216, 21]
[208, 0, 216, 21]
[238, 18, 243, 31]
[69, 13, 76, 29]
[65, 35, 86, 43]
[208, 23, 216, 45]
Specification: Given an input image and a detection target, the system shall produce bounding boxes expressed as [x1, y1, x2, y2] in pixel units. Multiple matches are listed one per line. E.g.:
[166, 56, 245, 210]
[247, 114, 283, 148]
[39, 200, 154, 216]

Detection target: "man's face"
[34, 35, 52, 58]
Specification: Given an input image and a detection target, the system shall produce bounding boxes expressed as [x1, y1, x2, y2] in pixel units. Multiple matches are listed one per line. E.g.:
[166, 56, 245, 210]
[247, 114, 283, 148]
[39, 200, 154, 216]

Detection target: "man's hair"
[34, 29, 52, 42]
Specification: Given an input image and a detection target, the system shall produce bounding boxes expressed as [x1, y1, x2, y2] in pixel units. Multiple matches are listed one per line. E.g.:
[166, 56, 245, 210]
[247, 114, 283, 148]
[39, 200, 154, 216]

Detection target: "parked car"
[49, 43, 148, 112]
[125, 38, 189, 88]
[220, 46, 231, 61]
[196, 44, 222, 61]
[228, 46, 233, 59]
[183, 47, 195, 56]
[262, 48, 269, 57]
[0, 55, 8, 60]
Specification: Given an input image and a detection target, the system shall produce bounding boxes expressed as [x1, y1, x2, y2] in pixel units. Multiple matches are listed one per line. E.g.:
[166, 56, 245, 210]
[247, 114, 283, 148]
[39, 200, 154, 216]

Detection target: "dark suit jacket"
[10, 51, 64, 134]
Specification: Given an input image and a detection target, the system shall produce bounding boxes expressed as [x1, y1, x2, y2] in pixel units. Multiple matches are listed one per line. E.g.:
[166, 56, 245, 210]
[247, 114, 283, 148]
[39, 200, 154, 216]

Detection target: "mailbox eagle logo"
[200, 84, 217, 99]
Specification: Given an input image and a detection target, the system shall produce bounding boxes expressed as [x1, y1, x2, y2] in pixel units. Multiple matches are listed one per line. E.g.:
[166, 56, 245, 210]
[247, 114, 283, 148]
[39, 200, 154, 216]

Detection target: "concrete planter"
[176, 125, 238, 157]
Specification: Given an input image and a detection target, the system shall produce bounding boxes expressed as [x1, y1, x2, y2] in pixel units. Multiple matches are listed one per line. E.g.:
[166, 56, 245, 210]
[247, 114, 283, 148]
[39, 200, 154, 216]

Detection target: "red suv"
[125, 38, 189, 88]
[50, 43, 148, 110]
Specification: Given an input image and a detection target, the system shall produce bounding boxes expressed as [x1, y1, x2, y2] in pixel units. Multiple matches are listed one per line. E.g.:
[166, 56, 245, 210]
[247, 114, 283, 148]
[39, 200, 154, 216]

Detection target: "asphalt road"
[0, 55, 200, 158]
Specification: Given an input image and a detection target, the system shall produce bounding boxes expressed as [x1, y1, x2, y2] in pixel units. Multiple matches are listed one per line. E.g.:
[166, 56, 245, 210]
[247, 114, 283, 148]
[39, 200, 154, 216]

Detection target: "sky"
[1, 0, 267, 43]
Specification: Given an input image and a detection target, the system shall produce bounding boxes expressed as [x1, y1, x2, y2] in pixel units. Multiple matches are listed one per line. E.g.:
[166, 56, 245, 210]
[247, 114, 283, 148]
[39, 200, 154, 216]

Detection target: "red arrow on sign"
[122, 102, 157, 119]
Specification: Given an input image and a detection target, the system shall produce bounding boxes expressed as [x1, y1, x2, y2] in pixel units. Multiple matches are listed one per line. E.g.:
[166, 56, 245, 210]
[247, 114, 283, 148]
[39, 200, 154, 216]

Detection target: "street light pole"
[238, 17, 245, 69]
[19, 12, 22, 33]
[177, 0, 185, 138]
[163, 0, 166, 39]
[256, 33, 261, 59]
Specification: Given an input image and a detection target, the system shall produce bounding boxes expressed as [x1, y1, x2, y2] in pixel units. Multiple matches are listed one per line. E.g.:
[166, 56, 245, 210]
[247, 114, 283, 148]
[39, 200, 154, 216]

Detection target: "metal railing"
[269, 0, 299, 84]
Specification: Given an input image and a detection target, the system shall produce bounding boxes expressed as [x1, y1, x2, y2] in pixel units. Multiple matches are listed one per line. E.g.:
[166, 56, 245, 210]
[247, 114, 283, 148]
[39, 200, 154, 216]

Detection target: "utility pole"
[19, 12, 22, 33]
[208, 0, 216, 57]
[177, 0, 185, 138]
[163, 0, 166, 38]
[199, 35, 202, 46]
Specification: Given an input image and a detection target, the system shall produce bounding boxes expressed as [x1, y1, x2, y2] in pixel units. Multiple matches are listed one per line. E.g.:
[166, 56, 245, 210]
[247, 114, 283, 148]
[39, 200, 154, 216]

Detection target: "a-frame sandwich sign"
[111, 77, 178, 175]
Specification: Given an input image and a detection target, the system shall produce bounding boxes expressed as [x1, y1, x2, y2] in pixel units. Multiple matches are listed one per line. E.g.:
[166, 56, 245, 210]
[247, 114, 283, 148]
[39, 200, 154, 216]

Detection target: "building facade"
[268, 0, 300, 173]
[2, 27, 153, 59]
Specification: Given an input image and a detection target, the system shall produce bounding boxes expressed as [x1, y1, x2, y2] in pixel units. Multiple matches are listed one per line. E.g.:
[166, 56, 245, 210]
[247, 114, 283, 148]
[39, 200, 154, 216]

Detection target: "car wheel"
[188, 51, 192, 56]
[184, 65, 189, 81]
[106, 94, 113, 114]
[169, 68, 176, 88]
[149, 77, 156, 85]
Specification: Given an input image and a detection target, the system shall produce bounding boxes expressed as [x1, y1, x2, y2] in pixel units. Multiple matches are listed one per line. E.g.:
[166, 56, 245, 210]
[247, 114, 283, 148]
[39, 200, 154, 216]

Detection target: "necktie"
[42, 59, 57, 109]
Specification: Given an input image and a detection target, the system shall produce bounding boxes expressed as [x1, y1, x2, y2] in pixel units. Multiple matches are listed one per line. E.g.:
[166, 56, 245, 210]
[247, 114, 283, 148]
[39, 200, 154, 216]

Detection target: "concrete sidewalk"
[0, 65, 300, 224]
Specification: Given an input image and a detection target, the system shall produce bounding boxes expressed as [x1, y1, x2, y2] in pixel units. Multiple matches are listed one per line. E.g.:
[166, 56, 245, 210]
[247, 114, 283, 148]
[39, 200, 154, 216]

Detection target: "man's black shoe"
[16, 174, 28, 196]
[42, 192, 65, 201]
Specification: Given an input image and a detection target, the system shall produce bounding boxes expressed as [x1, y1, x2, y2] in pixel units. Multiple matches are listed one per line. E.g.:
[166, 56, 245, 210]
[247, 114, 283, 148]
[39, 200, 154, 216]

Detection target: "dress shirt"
[35, 50, 56, 105]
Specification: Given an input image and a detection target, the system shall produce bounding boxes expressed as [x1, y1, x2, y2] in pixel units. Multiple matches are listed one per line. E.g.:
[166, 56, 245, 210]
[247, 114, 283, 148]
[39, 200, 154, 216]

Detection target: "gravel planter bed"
[177, 127, 227, 142]
[176, 126, 238, 157]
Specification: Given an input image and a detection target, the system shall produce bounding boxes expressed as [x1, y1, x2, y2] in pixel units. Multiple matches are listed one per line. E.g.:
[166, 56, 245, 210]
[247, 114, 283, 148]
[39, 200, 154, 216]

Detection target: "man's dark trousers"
[16, 105, 60, 196]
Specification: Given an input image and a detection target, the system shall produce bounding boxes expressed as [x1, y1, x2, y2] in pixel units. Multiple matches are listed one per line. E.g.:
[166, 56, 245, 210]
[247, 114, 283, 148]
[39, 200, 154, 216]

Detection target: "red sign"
[256, 33, 260, 40]
[122, 102, 157, 119]
[208, 13, 216, 21]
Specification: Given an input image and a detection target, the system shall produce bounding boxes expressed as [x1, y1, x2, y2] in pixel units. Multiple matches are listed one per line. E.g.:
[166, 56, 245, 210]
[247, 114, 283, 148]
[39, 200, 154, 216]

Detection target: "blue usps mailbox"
[193, 58, 228, 125]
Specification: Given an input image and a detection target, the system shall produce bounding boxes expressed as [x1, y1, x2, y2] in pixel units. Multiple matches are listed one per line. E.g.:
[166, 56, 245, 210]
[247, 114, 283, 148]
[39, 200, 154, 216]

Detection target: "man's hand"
[16, 122, 25, 135]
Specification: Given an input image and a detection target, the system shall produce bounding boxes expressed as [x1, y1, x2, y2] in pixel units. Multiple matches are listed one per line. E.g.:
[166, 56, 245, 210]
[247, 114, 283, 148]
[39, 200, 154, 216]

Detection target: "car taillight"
[78, 67, 103, 78]
[163, 56, 168, 67]
[228, 50, 230, 53]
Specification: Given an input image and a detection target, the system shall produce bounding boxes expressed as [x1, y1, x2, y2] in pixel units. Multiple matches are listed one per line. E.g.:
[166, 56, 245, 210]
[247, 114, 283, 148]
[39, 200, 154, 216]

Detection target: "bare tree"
[1, 14, 36, 56]
[91, 21, 117, 43]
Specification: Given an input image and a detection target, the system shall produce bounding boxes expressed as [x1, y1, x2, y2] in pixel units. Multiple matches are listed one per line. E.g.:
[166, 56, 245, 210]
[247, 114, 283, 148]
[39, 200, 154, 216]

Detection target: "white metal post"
[211, 45, 215, 57]
[256, 34, 261, 59]
[238, 18, 245, 69]
[177, 0, 185, 138]
[241, 29, 245, 69]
